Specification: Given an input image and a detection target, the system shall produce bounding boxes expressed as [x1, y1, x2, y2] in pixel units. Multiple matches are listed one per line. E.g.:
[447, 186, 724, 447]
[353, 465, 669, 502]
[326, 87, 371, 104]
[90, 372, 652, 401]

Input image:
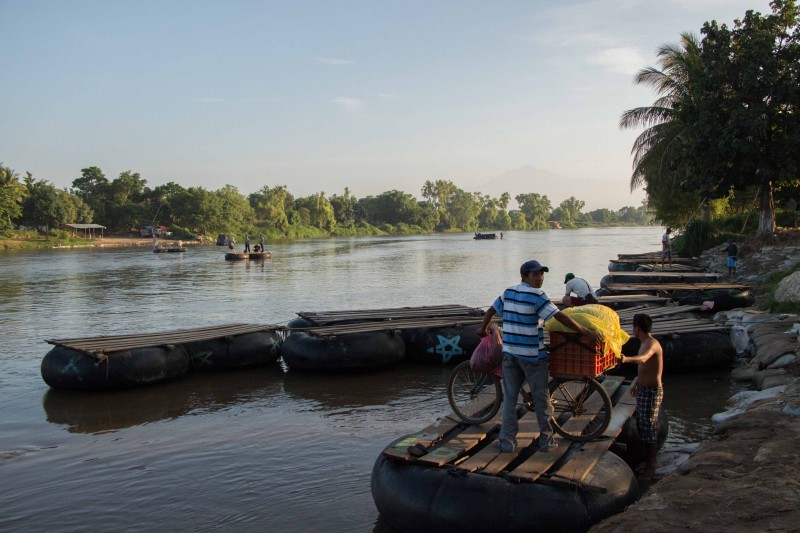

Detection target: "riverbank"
[0, 235, 204, 250]
[591, 235, 800, 532]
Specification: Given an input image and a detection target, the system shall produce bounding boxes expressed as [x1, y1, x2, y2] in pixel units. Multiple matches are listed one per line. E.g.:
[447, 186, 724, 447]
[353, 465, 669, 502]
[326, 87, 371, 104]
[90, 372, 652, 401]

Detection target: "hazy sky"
[1, 0, 773, 210]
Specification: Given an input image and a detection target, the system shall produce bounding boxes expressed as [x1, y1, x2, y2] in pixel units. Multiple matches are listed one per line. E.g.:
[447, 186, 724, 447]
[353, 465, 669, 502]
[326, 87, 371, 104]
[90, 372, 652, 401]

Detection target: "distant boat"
[153, 247, 186, 253]
[225, 251, 272, 261]
[473, 233, 497, 240]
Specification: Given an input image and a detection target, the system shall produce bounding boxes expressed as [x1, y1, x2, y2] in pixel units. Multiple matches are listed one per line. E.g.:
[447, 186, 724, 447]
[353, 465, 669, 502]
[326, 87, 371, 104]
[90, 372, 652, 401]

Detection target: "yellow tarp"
[545, 304, 630, 359]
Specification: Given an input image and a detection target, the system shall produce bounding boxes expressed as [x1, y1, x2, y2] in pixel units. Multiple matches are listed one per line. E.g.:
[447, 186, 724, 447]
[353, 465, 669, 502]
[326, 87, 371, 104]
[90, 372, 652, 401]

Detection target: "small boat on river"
[153, 247, 186, 253]
[473, 232, 497, 240]
[224, 251, 272, 261]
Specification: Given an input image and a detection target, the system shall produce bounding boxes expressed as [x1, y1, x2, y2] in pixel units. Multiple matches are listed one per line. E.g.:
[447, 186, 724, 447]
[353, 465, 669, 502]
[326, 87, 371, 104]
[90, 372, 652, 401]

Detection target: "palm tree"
[0, 163, 27, 232]
[619, 33, 704, 226]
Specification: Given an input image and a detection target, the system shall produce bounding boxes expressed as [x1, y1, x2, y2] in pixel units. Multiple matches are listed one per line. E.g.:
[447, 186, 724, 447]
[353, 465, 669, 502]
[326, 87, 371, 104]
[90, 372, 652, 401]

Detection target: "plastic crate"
[547, 331, 616, 378]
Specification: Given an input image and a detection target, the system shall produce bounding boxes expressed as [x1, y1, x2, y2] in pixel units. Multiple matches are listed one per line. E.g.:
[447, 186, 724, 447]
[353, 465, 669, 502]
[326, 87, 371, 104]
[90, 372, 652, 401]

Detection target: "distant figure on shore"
[562, 273, 597, 307]
[244, 236, 251, 253]
[621, 313, 664, 482]
[660, 228, 673, 269]
[722, 239, 738, 277]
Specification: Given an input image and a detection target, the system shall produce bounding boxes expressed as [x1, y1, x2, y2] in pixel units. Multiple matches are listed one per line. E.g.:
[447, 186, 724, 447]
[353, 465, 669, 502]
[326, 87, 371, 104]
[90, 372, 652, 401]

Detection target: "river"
[0, 227, 734, 532]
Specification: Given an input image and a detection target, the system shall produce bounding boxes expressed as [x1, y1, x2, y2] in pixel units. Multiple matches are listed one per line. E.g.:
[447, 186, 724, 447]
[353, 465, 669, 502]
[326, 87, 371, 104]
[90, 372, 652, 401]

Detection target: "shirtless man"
[621, 313, 663, 481]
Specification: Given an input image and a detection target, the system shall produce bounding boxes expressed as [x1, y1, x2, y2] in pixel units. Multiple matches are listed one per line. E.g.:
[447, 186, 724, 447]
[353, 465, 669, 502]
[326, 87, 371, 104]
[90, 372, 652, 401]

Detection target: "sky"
[1, 0, 775, 211]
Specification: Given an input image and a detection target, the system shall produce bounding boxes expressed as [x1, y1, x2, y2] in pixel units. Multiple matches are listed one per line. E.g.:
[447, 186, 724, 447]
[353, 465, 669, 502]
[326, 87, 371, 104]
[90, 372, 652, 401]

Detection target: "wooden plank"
[297, 305, 481, 325]
[604, 282, 749, 291]
[415, 419, 500, 466]
[470, 410, 542, 476]
[507, 376, 624, 483]
[382, 416, 463, 462]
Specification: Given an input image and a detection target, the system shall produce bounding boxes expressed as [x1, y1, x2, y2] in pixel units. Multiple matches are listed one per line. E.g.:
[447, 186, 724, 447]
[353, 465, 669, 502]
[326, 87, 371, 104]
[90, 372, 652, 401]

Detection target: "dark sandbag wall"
[41, 345, 191, 391]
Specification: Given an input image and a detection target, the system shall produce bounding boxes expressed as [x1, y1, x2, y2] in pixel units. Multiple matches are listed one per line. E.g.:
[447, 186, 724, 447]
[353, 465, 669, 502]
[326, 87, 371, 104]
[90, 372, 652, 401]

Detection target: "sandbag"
[545, 304, 630, 359]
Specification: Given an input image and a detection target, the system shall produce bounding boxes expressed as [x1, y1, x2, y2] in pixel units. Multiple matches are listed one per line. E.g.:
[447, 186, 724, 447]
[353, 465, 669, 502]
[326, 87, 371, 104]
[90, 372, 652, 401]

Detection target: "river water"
[0, 228, 734, 532]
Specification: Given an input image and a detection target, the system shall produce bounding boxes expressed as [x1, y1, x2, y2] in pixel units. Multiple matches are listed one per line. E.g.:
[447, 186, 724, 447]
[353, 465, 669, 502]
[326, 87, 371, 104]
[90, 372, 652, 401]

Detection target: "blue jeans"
[497, 354, 554, 451]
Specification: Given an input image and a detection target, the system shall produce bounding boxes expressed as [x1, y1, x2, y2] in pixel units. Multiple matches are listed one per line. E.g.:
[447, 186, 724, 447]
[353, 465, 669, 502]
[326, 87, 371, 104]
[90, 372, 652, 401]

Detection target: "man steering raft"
[621, 313, 664, 482]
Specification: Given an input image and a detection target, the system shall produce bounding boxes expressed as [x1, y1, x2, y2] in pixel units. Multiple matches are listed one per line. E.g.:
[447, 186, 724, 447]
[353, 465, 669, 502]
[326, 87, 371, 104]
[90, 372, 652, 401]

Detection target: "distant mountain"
[478, 165, 637, 211]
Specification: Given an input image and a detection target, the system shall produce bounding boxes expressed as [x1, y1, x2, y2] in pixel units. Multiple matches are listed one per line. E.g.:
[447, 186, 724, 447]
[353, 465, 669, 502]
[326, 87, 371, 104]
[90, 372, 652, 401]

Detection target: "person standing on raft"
[621, 313, 664, 481]
[660, 228, 673, 269]
[479, 260, 602, 453]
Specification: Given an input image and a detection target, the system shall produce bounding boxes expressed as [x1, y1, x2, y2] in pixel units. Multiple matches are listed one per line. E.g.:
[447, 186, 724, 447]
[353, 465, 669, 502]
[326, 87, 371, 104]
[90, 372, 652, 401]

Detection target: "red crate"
[547, 332, 616, 378]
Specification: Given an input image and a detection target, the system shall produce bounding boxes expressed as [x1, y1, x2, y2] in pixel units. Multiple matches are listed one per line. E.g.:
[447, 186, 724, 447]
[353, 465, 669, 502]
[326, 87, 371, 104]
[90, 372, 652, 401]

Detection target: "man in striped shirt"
[479, 260, 601, 452]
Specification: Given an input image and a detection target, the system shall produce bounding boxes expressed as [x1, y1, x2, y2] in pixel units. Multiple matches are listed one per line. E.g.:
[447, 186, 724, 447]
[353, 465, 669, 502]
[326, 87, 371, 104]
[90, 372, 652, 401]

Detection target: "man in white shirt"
[562, 273, 597, 307]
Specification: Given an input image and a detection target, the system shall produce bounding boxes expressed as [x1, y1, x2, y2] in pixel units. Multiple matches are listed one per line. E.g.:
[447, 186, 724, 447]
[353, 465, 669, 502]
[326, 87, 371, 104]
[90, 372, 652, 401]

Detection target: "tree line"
[622, 0, 800, 237]
[0, 165, 652, 239]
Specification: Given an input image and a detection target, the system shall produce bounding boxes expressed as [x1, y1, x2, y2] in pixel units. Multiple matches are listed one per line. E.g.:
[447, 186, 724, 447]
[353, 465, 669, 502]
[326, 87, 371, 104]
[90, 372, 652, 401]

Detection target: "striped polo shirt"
[493, 282, 559, 362]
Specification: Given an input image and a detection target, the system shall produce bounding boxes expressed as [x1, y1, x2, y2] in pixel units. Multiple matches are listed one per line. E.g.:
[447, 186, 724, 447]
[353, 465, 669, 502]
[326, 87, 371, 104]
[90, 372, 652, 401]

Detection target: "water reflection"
[43, 365, 285, 434]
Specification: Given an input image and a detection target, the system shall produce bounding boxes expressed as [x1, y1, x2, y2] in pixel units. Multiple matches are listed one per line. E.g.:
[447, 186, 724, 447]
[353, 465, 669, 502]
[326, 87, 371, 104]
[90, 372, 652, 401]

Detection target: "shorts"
[661, 249, 672, 259]
[727, 256, 737, 268]
[636, 386, 663, 444]
[569, 296, 587, 306]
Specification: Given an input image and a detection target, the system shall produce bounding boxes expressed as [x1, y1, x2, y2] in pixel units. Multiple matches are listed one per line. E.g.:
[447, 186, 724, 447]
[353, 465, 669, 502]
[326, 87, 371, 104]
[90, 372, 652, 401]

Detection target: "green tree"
[551, 196, 585, 225]
[21, 173, 75, 232]
[515, 193, 553, 229]
[71, 166, 110, 224]
[328, 187, 358, 226]
[249, 185, 293, 232]
[0, 164, 26, 232]
[359, 190, 420, 226]
[293, 192, 335, 232]
[691, 1, 800, 235]
[620, 33, 705, 227]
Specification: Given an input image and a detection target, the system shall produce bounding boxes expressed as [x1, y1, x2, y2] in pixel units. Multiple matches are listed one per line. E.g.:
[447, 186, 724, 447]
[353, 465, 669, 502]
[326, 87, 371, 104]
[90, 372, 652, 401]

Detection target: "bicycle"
[447, 359, 613, 442]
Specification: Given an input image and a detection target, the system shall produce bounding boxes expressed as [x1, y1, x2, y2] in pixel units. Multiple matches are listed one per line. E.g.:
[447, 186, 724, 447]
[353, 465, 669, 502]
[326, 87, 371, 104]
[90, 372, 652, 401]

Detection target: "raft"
[225, 251, 272, 260]
[600, 272, 721, 287]
[153, 247, 186, 253]
[41, 324, 283, 391]
[372, 376, 651, 532]
[281, 330, 406, 372]
[473, 232, 497, 239]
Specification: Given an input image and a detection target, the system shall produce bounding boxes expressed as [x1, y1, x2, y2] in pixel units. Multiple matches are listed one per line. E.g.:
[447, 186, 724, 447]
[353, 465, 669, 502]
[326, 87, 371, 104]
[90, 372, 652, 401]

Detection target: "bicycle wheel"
[447, 360, 502, 425]
[549, 376, 612, 441]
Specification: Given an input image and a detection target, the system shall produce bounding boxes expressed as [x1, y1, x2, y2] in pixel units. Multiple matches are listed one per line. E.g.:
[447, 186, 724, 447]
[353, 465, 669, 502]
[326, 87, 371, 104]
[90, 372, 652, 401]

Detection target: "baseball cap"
[564, 272, 575, 284]
[520, 260, 549, 276]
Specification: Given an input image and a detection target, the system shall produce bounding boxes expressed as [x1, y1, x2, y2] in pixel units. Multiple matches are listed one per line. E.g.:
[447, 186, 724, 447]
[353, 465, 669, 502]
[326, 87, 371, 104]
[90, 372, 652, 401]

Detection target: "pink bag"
[470, 328, 503, 375]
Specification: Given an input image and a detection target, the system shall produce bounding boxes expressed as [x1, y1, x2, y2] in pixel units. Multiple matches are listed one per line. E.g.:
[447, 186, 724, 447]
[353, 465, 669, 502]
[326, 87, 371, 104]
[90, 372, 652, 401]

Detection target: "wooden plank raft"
[603, 282, 750, 293]
[382, 375, 633, 490]
[286, 316, 491, 337]
[606, 272, 721, 281]
[297, 304, 481, 326]
[45, 323, 280, 356]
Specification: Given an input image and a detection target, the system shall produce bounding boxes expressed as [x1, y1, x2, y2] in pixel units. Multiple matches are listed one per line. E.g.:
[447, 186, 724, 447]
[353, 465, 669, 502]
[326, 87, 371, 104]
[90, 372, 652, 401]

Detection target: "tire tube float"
[371, 450, 638, 533]
[608, 261, 638, 272]
[612, 409, 669, 468]
[41, 345, 191, 391]
[281, 330, 405, 372]
[183, 331, 282, 370]
[675, 289, 755, 312]
[401, 325, 481, 365]
[622, 330, 735, 373]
